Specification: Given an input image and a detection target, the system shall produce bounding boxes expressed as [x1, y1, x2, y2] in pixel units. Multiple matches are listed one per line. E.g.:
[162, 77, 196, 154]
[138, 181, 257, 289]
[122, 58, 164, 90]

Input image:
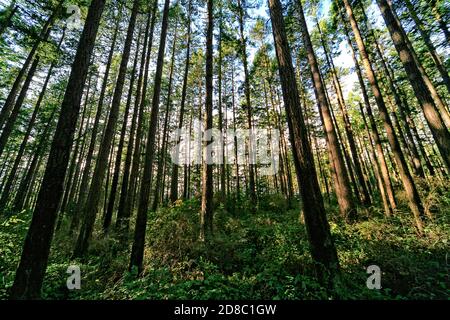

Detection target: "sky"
[247, 0, 358, 99]
[0, 0, 393, 103]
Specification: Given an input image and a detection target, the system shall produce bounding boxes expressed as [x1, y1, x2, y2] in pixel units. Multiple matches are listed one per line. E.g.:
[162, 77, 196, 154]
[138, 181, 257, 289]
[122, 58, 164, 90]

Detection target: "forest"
[0, 0, 448, 300]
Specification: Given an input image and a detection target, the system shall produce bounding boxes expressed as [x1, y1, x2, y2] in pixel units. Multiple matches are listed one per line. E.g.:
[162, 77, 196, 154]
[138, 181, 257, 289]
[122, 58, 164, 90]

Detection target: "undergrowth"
[0, 184, 449, 300]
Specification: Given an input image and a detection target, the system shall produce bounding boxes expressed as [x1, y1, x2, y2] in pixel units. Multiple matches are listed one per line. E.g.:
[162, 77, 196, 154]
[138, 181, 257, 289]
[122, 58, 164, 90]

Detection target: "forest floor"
[1, 183, 449, 300]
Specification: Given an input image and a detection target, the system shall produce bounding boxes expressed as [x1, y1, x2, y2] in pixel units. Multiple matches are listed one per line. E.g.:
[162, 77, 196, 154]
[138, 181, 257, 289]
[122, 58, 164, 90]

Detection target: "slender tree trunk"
[269, 0, 339, 287]
[298, 1, 355, 220]
[377, 1, 450, 130]
[0, 28, 65, 209]
[199, 0, 214, 241]
[340, 9, 396, 215]
[117, 1, 158, 231]
[129, 0, 171, 273]
[58, 71, 97, 222]
[377, 0, 450, 172]
[74, 8, 121, 233]
[12, 106, 57, 212]
[103, 29, 142, 233]
[0, 57, 40, 158]
[359, 102, 391, 216]
[0, 5, 59, 129]
[429, 0, 450, 43]
[183, 110, 193, 199]
[317, 20, 371, 206]
[217, 8, 226, 200]
[237, 0, 256, 205]
[9, 0, 106, 299]
[153, 28, 178, 212]
[403, 0, 450, 95]
[73, 0, 140, 257]
[170, 0, 192, 203]
[342, 0, 424, 234]
[0, 4, 17, 37]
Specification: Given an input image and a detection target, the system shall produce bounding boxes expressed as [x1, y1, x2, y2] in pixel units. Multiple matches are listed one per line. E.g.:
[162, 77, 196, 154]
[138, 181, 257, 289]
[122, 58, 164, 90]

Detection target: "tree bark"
[170, 0, 192, 202]
[103, 27, 142, 233]
[377, 0, 450, 172]
[129, 0, 171, 273]
[0, 4, 17, 37]
[0, 56, 40, 159]
[73, 8, 122, 233]
[0, 5, 59, 130]
[269, 0, 339, 286]
[237, 0, 257, 205]
[9, 0, 106, 299]
[342, 0, 424, 234]
[153, 28, 178, 211]
[117, 0, 158, 231]
[73, 0, 140, 257]
[297, 1, 356, 220]
[199, 0, 215, 242]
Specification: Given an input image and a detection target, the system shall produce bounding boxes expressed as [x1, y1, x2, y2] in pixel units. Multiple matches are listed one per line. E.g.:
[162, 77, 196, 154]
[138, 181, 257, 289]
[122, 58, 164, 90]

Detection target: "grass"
[0, 185, 449, 300]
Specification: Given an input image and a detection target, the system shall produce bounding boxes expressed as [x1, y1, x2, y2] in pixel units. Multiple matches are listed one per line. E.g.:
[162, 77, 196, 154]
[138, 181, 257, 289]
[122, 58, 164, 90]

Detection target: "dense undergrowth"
[1, 183, 449, 300]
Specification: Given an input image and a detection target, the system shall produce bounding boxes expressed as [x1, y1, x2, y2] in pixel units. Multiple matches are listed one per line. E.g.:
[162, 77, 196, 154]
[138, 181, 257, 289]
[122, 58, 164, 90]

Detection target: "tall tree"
[129, 0, 172, 273]
[73, 6, 122, 233]
[236, 0, 257, 205]
[376, 0, 450, 172]
[297, 0, 356, 220]
[341, 0, 425, 234]
[103, 25, 142, 233]
[0, 3, 60, 130]
[316, 19, 371, 206]
[403, 0, 450, 96]
[199, 0, 214, 242]
[170, 0, 193, 202]
[9, 0, 107, 299]
[153, 25, 178, 212]
[0, 56, 40, 159]
[116, 0, 158, 231]
[0, 2, 17, 37]
[338, 10, 396, 216]
[74, 0, 141, 257]
[269, 0, 339, 286]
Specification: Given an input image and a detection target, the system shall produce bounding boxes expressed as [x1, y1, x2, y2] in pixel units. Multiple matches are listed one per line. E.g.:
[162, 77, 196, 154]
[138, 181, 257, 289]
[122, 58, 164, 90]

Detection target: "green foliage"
[0, 210, 31, 298]
[1, 191, 449, 300]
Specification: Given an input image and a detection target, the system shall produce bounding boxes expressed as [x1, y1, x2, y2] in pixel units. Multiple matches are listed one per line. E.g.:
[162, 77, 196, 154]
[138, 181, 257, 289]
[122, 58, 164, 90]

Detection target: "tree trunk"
[9, 0, 106, 299]
[340, 8, 396, 216]
[377, 0, 450, 172]
[0, 4, 17, 37]
[0, 27, 65, 209]
[403, 0, 450, 95]
[129, 0, 171, 273]
[117, 1, 158, 231]
[170, 0, 192, 203]
[73, 0, 140, 257]
[269, 0, 339, 287]
[342, 0, 424, 234]
[73, 8, 122, 232]
[297, 1, 356, 221]
[237, 0, 257, 205]
[0, 5, 59, 130]
[152, 28, 178, 212]
[0, 56, 40, 159]
[103, 28, 142, 233]
[199, 0, 214, 242]
[429, 0, 450, 43]
[317, 22, 371, 206]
